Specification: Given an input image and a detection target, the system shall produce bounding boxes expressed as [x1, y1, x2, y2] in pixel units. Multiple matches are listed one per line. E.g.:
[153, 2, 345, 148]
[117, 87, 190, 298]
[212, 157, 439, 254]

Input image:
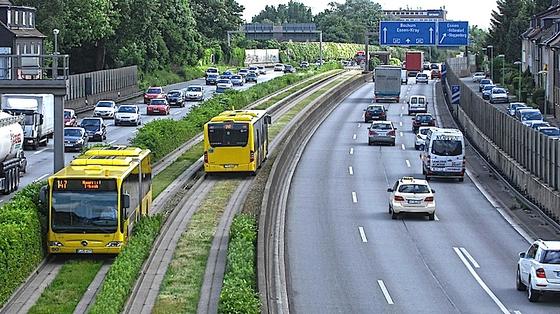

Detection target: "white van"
[420, 128, 465, 182]
[407, 95, 428, 115]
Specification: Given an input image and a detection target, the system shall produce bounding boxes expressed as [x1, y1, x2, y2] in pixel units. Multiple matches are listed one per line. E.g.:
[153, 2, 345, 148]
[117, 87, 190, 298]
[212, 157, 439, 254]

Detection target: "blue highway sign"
[438, 21, 469, 46]
[451, 85, 461, 105]
[380, 21, 437, 46]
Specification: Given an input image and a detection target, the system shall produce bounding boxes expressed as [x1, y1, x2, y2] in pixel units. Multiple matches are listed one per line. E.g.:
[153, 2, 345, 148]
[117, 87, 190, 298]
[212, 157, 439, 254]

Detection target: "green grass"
[152, 142, 204, 199]
[27, 260, 103, 314]
[152, 179, 241, 314]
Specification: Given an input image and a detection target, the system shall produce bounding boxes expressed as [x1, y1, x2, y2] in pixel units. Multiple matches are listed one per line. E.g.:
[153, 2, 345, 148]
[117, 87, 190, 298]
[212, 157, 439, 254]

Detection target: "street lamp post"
[514, 61, 522, 101]
[497, 54, 505, 86]
[487, 45, 494, 81]
[538, 70, 548, 117]
[53, 29, 60, 79]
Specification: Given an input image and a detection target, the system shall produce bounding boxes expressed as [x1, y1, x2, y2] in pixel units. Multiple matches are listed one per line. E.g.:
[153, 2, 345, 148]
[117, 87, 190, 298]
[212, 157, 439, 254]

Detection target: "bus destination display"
[53, 179, 116, 191]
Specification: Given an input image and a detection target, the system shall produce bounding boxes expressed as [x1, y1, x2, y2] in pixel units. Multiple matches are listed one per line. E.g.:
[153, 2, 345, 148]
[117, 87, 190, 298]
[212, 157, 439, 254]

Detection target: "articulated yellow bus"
[41, 147, 151, 254]
[203, 110, 271, 174]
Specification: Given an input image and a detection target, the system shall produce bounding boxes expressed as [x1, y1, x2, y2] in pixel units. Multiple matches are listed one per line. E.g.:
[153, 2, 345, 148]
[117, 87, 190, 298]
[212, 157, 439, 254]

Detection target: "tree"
[189, 0, 244, 42]
[252, 1, 313, 24]
[488, 0, 531, 62]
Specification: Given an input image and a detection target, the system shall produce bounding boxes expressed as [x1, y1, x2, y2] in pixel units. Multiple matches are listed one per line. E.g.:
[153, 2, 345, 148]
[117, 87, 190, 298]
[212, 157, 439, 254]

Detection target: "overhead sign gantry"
[379, 21, 469, 46]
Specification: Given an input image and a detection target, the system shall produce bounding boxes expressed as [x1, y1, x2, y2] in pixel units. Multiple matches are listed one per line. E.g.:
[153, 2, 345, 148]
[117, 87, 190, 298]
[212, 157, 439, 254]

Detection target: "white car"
[489, 87, 509, 104]
[415, 73, 429, 84]
[517, 240, 560, 302]
[507, 102, 528, 116]
[415, 126, 437, 150]
[472, 72, 486, 82]
[185, 85, 204, 101]
[216, 79, 233, 93]
[93, 100, 117, 118]
[205, 67, 219, 77]
[258, 66, 267, 75]
[114, 104, 141, 126]
[274, 63, 285, 72]
[248, 66, 259, 76]
[387, 177, 436, 220]
[516, 108, 544, 126]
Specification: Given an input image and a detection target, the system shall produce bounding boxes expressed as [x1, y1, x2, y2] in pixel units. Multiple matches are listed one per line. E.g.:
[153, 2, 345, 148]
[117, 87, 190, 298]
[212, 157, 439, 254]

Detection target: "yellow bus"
[203, 110, 271, 174]
[40, 147, 151, 254]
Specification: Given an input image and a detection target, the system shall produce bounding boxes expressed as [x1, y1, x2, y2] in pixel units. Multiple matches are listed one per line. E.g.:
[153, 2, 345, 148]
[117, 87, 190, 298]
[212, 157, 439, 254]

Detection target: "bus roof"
[50, 155, 139, 180]
[83, 146, 151, 159]
[209, 110, 268, 123]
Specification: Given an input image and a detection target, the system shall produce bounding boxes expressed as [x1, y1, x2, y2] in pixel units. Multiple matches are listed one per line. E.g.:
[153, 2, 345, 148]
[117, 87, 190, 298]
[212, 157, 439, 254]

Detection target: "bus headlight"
[48, 241, 63, 247]
[106, 241, 123, 247]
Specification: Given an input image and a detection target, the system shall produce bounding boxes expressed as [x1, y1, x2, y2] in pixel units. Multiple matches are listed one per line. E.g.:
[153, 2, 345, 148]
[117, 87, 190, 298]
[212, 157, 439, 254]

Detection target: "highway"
[285, 78, 560, 313]
[0, 70, 284, 203]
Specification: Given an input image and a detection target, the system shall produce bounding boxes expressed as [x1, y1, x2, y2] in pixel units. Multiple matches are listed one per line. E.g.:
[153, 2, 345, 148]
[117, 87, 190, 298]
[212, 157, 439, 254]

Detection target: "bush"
[218, 214, 260, 314]
[89, 215, 163, 314]
[132, 64, 341, 161]
[0, 182, 47, 307]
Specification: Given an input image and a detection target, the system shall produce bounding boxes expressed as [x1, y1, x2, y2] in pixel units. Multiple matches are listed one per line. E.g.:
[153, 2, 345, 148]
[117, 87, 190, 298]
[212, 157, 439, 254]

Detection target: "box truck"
[405, 51, 424, 77]
[1, 94, 54, 150]
[374, 66, 402, 103]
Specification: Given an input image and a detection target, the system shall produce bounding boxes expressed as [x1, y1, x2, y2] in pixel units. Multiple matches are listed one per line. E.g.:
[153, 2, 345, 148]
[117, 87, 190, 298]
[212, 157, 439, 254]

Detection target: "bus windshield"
[208, 122, 249, 147]
[431, 140, 462, 156]
[51, 179, 118, 233]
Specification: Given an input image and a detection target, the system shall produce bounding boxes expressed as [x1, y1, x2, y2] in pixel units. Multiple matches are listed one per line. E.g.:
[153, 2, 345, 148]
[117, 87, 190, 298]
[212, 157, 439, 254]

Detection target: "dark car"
[64, 109, 78, 127]
[206, 74, 219, 85]
[430, 69, 440, 79]
[423, 62, 431, 70]
[166, 90, 185, 107]
[482, 84, 496, 100]
[284, 65, 297, 73]
[246, 72, 258, 83]
[363, 104, 387, 122]
[412, 114, 436, 133]
[221, 70, 234, 80]
[479, 78, 493, 92]
[80, 117, 106, 142]
[64, 127, 88, 152]
[430, 63, 439, 70]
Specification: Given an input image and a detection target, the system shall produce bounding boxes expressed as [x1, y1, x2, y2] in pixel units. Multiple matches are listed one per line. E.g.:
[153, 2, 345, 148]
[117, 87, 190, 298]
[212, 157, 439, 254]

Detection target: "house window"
[23, 12, 27, 26]
[7, 10, 11, 25]
[15, 11, 18, 25]
[29, 12, 33, 26]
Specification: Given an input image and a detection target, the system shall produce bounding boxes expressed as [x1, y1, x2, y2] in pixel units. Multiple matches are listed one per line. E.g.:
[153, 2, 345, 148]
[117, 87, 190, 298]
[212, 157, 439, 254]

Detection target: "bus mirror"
[265, 115, 272, 125]
[122, 194, 130, 208]
[39, 186, 48, 204]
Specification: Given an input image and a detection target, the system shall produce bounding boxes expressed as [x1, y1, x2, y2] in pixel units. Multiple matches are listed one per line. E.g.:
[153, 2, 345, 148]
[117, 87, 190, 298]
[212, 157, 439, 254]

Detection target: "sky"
[237, 0, 498, 29]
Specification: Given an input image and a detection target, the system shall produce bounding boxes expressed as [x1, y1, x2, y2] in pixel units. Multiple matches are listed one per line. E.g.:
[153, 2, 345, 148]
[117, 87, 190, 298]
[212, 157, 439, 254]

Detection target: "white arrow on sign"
[439, 33, 447, 44]
[429, 28, 434, 43]
[406, 38, 410, 44]
[383, 27, 387, 43]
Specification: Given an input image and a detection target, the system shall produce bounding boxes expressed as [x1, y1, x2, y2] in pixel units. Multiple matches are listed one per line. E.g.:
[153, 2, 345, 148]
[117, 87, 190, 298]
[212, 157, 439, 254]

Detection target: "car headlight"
[48, 241, 63, 247]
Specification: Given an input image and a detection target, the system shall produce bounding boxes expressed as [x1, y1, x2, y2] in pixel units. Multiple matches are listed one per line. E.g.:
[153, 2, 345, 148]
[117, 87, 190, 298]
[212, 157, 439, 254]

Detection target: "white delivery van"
[407, 95, 428, 115]
[420, 128, 465, 182]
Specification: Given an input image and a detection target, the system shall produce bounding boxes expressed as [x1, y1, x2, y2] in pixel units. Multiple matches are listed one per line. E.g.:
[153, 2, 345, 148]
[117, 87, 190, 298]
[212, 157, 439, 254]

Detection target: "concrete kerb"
[258, 74, 366, 314]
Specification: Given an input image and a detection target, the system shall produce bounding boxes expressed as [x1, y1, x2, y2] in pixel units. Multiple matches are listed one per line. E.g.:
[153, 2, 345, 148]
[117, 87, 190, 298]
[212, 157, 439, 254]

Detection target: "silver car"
[517, 240, 560, 302]
[368, 121, 397, 146]
[230, 75, 244, 86]
[507, 102, 528, 116]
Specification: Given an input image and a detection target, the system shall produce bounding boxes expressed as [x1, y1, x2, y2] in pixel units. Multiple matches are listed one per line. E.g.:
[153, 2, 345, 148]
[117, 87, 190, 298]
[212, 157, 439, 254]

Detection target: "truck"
[0, 94, 54, 150]
[374, 66, 402, 103]
[405, 51, 424, 77]
[0, 112, 27, 194]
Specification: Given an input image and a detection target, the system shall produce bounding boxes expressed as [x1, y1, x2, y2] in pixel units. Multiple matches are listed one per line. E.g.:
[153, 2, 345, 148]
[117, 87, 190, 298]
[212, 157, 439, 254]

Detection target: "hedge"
[218, 214, 260, 314]
[0, 181, 47, 307]
[88, 215, 163, 314]
[132, 62, 341, 161]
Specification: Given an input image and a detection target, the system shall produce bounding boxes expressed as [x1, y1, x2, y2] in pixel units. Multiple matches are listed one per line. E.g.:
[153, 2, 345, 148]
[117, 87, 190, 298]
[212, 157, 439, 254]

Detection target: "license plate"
[408, 200, 421, 204]
[64, 144, 72, 147]
[153, 110, 159, 113]
[224, 164, 235, 168]
[76, 249, 92, 254]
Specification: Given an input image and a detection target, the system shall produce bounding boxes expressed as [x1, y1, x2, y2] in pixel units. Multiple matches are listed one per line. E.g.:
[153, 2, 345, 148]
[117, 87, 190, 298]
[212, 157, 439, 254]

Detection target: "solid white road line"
[349, 148, 354, 155]
[35, 173, 49, 182]
[349, 166, 354, 175]
[453, 247, 509, 314]
[460, 247, 480, 268]
[353, 134, 357, 140]
[377, 280, 394, 305]
[405, 160, 411, 168]
[33, 148, 48, 155]
[358, 227, 368, 243]
[513, 311, 522, 314]
[352, 192, 358, 203]
[401, 144, 406, 150]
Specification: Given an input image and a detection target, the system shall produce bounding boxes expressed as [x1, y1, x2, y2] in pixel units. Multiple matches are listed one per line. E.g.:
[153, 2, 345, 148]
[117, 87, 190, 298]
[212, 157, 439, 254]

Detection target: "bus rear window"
[208, 123, 249, 147]
[431, 140, 462, 156]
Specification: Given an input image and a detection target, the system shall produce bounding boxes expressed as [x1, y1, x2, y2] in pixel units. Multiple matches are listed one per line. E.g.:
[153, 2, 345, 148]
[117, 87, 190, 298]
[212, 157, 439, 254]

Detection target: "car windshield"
[64, 111, 72, 118]
[239, 69, 248, 73]
[480, 79, 491, 84]
[118, 106, 136, 113]
[417, 74, 427, 78]
[419, 128, 431, 135]
[208, 122, 249, 147]
[521, 111, 543, 121]
[493, 88, 506, 94]
[416, 115, 433, 122]
[96, 101, 113, 107]
[367, 106, 384, 113]
[248, 74, 257, 77]
[52, 188, 118, 233]
[208, 74, 218, 79]
[510, 103, 525, 109]
[541, 128, 560, 136]
[167, 91, 181, 97]
[475, 72, 484, 76]
[217, 79, 230, 84]
[398, 184, 430, 193]
[410, 98, 425, 105]
[483, 85, 495, 91]
[147, 88, 161, 94]
[64, 129, 82, 137]
[207, 68, 218, 73]
[81, 119, 100, 127]
[151, 99, 166, 105]
[371, 123, 392, 130]
[231, 75, 241, 80]
[542, 250, 560, 264]
[187, 86, 202, 91]
[432, 140, 462, 156]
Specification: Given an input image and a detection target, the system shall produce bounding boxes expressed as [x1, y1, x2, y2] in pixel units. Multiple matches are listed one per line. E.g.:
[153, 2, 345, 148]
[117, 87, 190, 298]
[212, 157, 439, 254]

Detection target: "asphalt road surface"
[0, 70, 284, 203]
[285, 77, 560, 313]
